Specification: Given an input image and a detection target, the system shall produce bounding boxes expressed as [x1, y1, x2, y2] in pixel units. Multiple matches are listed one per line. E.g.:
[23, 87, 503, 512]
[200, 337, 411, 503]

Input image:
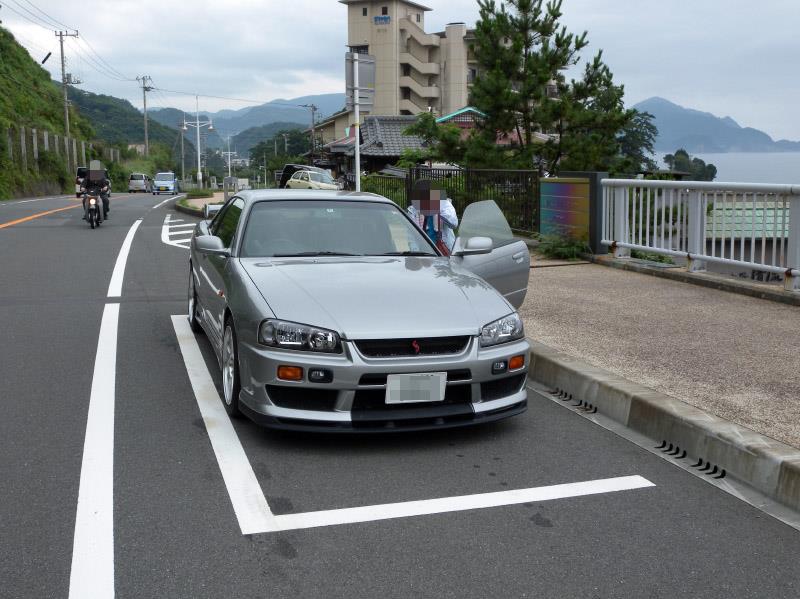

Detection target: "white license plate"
[385, 373, 447, 404]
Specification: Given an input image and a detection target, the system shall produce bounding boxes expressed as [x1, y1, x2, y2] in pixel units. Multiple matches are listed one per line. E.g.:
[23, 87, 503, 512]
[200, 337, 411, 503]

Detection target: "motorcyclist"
[82, 160, 110, 220]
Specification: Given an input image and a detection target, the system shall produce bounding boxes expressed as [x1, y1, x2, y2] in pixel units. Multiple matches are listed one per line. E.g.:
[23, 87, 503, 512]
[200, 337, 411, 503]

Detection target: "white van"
[128, 173, 152, 193]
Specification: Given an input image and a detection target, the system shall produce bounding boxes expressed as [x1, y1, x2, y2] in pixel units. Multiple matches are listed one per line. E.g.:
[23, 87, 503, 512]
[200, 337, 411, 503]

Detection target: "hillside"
[150, 92, 345, 140]
[230, 122, 304, 155]
[635, 97, 800, 153]
[147, 107, 225, 149]
[0, 27, 93, 137]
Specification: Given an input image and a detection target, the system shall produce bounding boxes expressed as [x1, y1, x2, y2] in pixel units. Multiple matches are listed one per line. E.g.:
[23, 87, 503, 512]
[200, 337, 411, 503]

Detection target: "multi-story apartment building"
[340, 0, 476, 117]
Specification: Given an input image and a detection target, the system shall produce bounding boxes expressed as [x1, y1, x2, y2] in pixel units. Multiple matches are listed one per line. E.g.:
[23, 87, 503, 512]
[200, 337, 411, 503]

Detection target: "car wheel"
[221, 320, 242, 417]
[188, 267, 202, 333]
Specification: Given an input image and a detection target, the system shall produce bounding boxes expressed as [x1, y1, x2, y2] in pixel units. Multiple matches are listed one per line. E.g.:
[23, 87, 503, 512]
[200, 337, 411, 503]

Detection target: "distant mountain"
[634, 97, 800, 153]
[230, 122, 304, 156]
[67, 88, 186, 148]
[150, 93, 345, 144]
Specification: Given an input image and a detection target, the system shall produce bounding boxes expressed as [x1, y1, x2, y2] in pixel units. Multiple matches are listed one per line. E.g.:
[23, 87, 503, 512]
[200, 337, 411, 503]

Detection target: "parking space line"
[271, 475, 655, 532]
[172, 315, 656, 536]
[68, 303, 119, 599]
[171, 316, 279, 534]
[107, 220, 143, 298]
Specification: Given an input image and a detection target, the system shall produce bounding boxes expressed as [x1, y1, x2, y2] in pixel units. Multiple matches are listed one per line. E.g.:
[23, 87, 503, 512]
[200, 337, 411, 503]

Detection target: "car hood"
[240, 257, 512, 339]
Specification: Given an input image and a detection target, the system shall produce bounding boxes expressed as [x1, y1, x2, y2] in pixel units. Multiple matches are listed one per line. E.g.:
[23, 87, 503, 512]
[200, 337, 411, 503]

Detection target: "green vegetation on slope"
[0, 27, 93, 137]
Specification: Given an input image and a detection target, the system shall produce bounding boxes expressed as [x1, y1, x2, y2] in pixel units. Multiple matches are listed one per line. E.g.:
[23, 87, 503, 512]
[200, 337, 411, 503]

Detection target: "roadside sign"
[346, 52, 376, 110]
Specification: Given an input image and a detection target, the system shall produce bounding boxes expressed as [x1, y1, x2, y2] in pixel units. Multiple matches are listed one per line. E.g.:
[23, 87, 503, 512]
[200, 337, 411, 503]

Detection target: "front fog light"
[480, 313, 524, 347]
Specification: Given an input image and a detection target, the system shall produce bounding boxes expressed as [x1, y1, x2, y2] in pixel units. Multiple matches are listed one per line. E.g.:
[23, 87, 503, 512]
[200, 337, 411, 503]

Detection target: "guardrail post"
[6, 128, 13, 161]
[686, 190, 707, 272]
[31, 129, 39, 171]
[43, 130, 49, 152]
[612, 186, 630, 257]
[785, 196, 800, 291]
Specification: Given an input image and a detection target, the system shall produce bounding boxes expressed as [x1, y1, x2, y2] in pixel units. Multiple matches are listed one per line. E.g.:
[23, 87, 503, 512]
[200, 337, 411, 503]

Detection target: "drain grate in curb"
[550, 388, 597, 414]
[655, 440, 726, 479]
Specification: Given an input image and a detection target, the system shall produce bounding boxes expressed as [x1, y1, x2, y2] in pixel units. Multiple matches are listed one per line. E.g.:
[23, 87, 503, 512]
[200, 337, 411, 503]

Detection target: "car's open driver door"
[450, 200, 530, 309]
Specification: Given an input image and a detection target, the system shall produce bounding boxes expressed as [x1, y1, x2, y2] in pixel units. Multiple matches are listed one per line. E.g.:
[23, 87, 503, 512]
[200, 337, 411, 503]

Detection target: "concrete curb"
[528, 340, 800, 513]
[590, 254, 800, 307]
[173, 197, 203, 218]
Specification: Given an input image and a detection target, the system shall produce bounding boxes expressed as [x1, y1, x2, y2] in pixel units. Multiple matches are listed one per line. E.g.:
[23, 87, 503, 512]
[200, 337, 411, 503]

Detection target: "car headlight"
[480, 313, 524, 347]
[258, 319, 341, 353]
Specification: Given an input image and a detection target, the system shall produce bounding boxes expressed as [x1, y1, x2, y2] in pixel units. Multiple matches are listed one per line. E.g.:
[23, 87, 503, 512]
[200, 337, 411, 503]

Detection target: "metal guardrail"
[601, 179, 800, 291]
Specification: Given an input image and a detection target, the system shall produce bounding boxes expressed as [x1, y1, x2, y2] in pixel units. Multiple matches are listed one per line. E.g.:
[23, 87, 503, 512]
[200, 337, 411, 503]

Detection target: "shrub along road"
[0, 193, 798, 598]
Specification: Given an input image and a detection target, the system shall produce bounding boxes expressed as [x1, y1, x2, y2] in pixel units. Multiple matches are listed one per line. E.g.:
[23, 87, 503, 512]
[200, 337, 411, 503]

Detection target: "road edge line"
[170, 316, 278, 534]
[68, 303, 119, 599]
[527, 340, 800, 514]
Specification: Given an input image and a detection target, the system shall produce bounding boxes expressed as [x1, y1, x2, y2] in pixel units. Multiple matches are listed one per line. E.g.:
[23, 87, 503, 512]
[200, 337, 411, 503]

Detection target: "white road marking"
[161, 214, 193, 249]
[107, 219, 143, 298]
[271, 475, 655, 532]
[68, 303, 119, 599]
[172, 316, 278, 534]
[153, 195, 180, 209]
[1, 195, 72, 206]
[172, 314, 656, 535]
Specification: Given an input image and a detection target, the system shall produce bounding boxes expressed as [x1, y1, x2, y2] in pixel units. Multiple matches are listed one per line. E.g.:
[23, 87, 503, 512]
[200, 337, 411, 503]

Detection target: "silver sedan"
[188, 190, 531, 432]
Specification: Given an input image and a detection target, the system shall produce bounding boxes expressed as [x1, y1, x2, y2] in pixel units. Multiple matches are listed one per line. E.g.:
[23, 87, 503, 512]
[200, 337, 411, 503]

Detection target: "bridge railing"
[601, 179, 800, 291]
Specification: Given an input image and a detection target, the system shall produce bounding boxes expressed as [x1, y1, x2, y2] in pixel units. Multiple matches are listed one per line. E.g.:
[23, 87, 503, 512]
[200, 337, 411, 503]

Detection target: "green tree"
[401, 112, 466, 166]
[468, 0, 648, 175]
[615, 111, 658, 175]
[663, 149, 717, 181]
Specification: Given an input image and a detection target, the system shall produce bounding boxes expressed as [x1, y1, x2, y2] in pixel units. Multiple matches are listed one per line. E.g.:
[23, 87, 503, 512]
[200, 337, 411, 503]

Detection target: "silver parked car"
[188, 190, 531, 432]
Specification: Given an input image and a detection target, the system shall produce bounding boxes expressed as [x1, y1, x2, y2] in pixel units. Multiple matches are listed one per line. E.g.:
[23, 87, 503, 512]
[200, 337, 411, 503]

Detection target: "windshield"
[240, 200, 437, 258]
[309, 172, 334, 184]
[130, 174, 144, 180]
[155, 173, 174, 182]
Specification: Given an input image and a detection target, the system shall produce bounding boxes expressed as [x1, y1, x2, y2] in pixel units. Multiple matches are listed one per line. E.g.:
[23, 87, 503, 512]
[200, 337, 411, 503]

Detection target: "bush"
[537, 234, 590, 260]
[185, 189, 214, 199]
[631, 249, 675, 264]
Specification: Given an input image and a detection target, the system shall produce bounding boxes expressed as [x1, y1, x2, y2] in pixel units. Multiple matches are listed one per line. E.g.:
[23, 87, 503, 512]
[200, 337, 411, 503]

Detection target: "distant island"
[634, 97, 800, 153]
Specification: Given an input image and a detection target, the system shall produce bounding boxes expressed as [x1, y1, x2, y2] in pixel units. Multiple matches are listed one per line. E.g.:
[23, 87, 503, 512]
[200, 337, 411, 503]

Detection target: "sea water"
[658, 152, 800, 184]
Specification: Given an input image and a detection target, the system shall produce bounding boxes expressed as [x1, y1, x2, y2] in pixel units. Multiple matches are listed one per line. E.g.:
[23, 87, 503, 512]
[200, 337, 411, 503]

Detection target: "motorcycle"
[83, 188, 103, 229]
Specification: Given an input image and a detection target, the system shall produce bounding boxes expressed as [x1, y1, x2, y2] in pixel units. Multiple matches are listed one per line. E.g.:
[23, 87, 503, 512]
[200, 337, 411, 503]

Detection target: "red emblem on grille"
[411, 340, 421, 354]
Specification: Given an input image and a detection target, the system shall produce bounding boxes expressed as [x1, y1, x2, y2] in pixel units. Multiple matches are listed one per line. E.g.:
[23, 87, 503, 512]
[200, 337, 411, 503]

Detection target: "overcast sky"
[3, 0, 799, 140]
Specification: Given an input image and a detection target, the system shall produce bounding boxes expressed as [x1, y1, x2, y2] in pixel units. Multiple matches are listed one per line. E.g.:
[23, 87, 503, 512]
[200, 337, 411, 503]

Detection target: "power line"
[150, 86, 311, 110]
[3, 0, 54, 29]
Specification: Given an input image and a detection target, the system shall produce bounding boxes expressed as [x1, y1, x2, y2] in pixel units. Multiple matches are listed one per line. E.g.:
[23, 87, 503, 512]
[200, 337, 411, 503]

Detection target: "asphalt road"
[1, 192, 799, 599]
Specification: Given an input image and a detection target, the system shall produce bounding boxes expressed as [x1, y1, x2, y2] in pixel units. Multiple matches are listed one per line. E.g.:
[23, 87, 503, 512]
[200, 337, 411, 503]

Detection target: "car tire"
[221, 320, 242, 417]
[188, 267, 202, 334]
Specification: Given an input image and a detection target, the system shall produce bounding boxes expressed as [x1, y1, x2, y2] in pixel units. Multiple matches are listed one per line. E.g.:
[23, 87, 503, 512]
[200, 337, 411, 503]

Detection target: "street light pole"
[195, 95, 202, 186]
[353, 52, 361, 192]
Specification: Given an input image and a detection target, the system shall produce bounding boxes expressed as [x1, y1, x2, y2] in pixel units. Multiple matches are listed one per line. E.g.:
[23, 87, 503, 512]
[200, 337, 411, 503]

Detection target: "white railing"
[601, 179, 800, 291]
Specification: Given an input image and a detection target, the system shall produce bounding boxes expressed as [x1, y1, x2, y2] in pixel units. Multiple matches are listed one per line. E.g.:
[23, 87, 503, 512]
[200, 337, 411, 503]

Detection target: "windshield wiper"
[376, 251, 437, 257]
[272, 251, 362, 257]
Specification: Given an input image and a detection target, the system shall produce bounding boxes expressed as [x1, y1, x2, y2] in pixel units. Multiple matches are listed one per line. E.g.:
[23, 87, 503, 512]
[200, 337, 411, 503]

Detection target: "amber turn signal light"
[509, 355, 525, 371]
[277, 365, 304, 381]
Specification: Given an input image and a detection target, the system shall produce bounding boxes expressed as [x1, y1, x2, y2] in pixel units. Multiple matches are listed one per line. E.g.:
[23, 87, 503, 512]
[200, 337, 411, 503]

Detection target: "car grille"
[354, 336, 470, 358]
[266, 386, 338, 411]
[480, 374, 526, 401]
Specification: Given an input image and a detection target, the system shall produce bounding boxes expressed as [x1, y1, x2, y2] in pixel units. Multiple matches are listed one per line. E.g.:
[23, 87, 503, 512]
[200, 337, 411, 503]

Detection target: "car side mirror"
[204, 204, 222, 219]
[452, 236, 493, 257]
[194, 235, 229, 256]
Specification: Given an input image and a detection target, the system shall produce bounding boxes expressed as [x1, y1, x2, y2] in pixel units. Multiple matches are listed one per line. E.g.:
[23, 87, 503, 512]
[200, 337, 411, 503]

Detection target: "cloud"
[4, 0, 799, 139]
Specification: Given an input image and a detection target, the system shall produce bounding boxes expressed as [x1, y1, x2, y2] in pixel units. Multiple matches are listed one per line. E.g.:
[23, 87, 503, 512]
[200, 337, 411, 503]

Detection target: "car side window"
[213, 198, 244, 248]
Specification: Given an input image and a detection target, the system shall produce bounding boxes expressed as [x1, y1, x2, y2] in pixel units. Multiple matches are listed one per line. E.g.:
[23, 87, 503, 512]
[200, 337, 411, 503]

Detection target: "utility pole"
[55, 30, 80, 137]
[273, 137, 277, 156]
[136, 75, 153, 156]
[282, 133, 289, 154]
[300, 103, 318, 163]
[222, 136, 237, 177]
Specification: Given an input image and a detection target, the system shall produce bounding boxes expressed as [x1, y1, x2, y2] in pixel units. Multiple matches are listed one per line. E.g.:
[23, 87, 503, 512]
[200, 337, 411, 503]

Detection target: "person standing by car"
[407, 181, 459, 254]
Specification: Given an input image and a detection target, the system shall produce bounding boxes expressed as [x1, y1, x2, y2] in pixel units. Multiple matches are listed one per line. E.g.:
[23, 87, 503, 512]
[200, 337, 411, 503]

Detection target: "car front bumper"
[236, 336, 529, 432]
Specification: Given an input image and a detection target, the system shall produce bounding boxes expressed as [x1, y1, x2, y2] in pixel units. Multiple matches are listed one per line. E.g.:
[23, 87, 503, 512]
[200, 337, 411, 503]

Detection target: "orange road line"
[0, 204, 80, 230]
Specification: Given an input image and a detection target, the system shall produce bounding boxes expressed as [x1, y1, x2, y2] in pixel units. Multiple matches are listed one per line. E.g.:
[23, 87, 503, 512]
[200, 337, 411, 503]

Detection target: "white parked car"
[285, 170, 339, 190]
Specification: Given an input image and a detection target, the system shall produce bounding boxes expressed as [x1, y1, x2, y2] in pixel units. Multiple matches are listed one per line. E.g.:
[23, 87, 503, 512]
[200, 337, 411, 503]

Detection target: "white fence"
[601, 179, 800, 291]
